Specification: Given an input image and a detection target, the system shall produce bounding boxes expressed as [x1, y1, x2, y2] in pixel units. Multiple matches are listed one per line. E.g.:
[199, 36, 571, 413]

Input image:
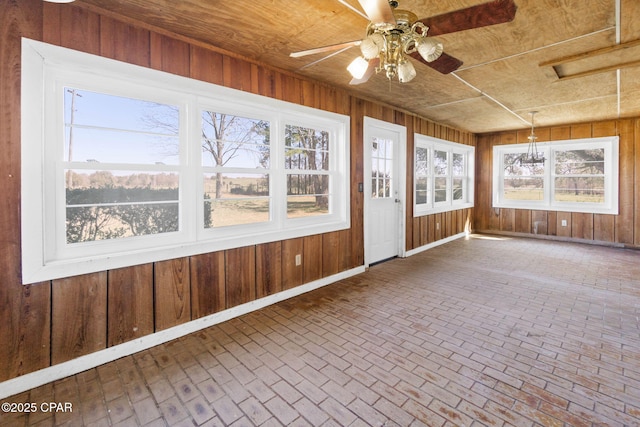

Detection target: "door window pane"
[372, 137, 393, 198]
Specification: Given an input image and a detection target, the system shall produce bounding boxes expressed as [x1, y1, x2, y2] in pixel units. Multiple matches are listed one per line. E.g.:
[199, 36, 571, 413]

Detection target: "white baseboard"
[0, 265, 365, 400]
[404, 231, 468, 258]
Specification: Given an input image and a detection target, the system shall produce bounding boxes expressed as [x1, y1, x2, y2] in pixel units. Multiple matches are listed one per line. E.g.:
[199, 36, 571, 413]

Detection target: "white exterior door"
[364, 117, 406, 265]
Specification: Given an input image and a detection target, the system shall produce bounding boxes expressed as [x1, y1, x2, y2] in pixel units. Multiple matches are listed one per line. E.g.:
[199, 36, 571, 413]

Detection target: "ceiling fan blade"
[290, 40, 361, 58]
[350, 58, 380, 85]
[337, 0, 369, 20]
[418, 0, 517, 36]
[357, 0, 396, 25]
[410, 51, 463, 74]
[299, 46, 357, 70]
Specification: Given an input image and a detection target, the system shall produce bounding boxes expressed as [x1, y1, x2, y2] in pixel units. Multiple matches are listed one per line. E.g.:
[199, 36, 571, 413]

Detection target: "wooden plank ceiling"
[74, 0, 640, 133]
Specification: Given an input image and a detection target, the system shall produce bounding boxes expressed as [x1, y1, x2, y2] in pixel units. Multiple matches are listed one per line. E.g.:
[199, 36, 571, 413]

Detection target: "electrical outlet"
[436, 222, 440, 230]
[561, 219, 567, 227]
[295, 254, 301, 266]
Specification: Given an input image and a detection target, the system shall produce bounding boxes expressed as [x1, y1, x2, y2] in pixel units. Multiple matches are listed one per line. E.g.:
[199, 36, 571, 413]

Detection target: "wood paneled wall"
[475, 120, 640, 247]
[0, 0, 474, 383]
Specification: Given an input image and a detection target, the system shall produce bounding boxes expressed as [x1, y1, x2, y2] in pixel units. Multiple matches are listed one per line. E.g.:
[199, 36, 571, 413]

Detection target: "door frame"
[363, 116, 407, 266]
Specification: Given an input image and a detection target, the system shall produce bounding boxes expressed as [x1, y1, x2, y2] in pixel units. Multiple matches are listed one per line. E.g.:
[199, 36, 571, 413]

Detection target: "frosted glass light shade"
[360, 33, 384, 59]
[397, 60, 416, 83]
[418, 38, 444, 62]
[347, 56, 369, 79]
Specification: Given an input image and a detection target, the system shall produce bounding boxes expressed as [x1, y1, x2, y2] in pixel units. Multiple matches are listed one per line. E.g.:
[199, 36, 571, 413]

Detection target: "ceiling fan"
[290, 0, 517, 84]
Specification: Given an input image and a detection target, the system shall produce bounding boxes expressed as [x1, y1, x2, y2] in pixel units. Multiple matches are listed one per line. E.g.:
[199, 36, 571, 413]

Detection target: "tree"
[201, 112, 270, 199]
[285, 125, 329, 208]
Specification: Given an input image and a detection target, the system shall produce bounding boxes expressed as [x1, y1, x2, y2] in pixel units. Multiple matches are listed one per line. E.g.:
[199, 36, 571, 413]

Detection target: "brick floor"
[2, 234, 640, 426]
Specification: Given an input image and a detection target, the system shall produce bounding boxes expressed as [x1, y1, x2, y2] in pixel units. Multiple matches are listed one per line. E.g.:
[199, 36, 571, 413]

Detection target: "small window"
[413, 135, 474, 216]
[492, 137, 618, 214]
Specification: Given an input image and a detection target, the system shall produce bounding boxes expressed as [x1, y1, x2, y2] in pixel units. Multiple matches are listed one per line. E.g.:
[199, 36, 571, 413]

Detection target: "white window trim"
[413, 134, 475, 217]
[21, 38, 350, 284]
[492, 136, 619, 214]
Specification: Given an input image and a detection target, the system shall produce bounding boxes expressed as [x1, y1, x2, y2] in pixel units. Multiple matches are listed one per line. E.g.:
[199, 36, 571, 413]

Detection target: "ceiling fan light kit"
[347, 8, 443, 83]
[291, 0, 517, 85]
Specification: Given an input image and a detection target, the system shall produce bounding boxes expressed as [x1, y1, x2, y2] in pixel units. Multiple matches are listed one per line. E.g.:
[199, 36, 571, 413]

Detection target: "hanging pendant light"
[520, 111, 545, 165]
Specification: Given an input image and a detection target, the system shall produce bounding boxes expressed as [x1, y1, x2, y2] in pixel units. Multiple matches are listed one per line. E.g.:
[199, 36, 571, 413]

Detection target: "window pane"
[453, 178, 463, 201]
[285, 125, 329, 170]
[204, 173, 269, 228]
[554, 177, 605, 203]
[434, 150, 448, 176]
[452, 153, 464, 176]
[287, 174, 329, 218]
[415, 147, 429, 176]
[65, 170, 179, 243]
[206, 198, 270, 227]
[415, 177, 428, 205]
[503, 177, 544, 200]
[66, 170, 178, 195]
[502, 152, 545, 201]
[64, 88, 180, 165]
[434, 177, 447, 203]
[555, 149, 604, 175]
[66, 203, 179, 243]
[503, 153, 544, 176]
[372, 171, 391, 198]
[201, 111, 270, 168]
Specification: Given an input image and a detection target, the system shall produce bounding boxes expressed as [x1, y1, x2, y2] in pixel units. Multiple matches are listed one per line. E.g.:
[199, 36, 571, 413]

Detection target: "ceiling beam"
[539, 38, 640, 68]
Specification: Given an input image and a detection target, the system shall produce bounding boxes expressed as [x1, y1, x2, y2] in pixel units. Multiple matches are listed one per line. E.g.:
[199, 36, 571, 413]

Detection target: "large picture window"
[413, 135, 474, 216]
[492, 137, 618, 214]
[21, 39, 350, 284]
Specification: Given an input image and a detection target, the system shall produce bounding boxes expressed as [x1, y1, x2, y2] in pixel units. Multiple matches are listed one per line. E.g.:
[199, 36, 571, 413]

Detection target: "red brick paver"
[2, 235, 639, 426]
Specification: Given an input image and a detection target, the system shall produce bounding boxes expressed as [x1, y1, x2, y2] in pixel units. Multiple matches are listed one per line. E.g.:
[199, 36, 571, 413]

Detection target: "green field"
[504, 189, 603, 203]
